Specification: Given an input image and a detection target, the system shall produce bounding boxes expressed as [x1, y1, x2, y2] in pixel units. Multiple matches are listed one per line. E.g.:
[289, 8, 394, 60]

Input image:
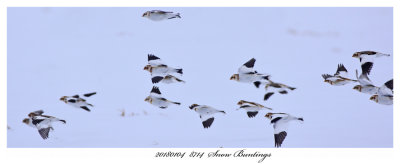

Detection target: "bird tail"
[377, 52, 390, 57]
[175, 69, 183, 75]
[175, 77, 185, 83]
[288, 87, 296, 90]
[176, 13, 181, 18]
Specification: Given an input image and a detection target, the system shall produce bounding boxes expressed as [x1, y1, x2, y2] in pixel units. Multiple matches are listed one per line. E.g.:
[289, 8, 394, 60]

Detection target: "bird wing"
[334, 64, 348, 77]
[148, 54, 166, 66]
[271, 117, 289, 147]
[38, 127, 52, 140]
[150, 86, 162, 97]
[151, 76, 164, 84]
[361, 61, 374, 75]
[83, 92, 96, 97]
[198, 112, 215, 129]
[238, 58, 257, 74]
[378, 79, 393, 96]
[356, 69, 374, 86]
[274, 131, 287, 148]
[32, 116, 53, 139]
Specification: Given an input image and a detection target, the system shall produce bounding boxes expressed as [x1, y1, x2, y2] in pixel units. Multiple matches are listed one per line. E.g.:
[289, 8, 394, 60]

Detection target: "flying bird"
[144, 54, 183, 76]
[189, 104, 226, 128]
[151, 75, 185, 84]
[142, 10, 181, 21]
[60, 92, 96, 112]
[144, 86, 180, 109]
[352, 51, 390, 75]
[370, 79, 393, 105]
[263, 80, 296, 101]
[230, 58, 270, 87]
[22, 110, 66, 140]
[322, 64, 357, 86]
[265, 113, 303, 148]
[236, 100, 272, 118]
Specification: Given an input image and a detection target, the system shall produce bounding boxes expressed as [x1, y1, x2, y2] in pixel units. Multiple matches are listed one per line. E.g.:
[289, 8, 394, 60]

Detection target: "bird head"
[22, 118, 30, 125]
[59, 96, 68, 103]
[28, 113, 35, 118]
[353, 85, 362, 92]
[142, 11, 149, 17]
[370, 95, 378, 103]
[143, 65, 152, 72]
[352, 52, 360, 58]
[189, 104, 199, 110]
[237, 100, 245, 105]
[144, 96, 152, 103]
[230, 74, 239, 81]
[265, 113, 273, 119]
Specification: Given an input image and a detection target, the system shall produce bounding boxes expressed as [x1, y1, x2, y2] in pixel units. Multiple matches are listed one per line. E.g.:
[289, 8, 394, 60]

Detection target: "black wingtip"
[202, 117, 214, 129]
[148, 54, 160, 61]
[279, 90, 288, 94]
[298, 118, 304, 121]
[361, 62, 373, 75]
[264, 92, 274, 101]
[83, 92, 96, 97]
[176, 13, 181, 18]
[151, 76, 164, 84]
[80, 106, 91, 112]
[150, 86, 162, 94]
[173, 102, 181, 105]
[243, 58, 256, 68]
[254, 81, 261, 88]
[60, 120, 67, 124]
[384, 79, 393, 90]
[247, 111, 258, 118]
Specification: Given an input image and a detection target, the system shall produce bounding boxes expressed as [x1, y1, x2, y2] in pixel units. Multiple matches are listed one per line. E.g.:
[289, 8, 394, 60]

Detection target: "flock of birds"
[322, 51, 393, 105]
[17, 10, 393, 148]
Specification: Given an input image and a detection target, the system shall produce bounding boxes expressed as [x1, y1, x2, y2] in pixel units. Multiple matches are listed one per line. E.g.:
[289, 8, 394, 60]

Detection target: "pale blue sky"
[7, 7, 393, 148]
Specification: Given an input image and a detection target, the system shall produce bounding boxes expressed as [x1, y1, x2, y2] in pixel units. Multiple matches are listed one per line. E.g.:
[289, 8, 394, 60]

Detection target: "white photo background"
[7, 7, 393, 148]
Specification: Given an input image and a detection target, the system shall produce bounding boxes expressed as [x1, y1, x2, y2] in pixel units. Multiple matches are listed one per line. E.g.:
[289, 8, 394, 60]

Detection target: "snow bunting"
[237, 100, 272, 118]
[265, 113, 303, 148]
[144, 86, 180, 109]
[189, 104, 226, 128]
[144, 64, 183, 76]
[370, 79, 393, 105]
[145, 54, 183, 76]
[322, 64, 357, 86]
[23, 111, 66, 140]
[142, 10, 181, 21]
[60, 92, 96, 112]
[151, 75, 185, 84]
[263, 80, 296, 101]
[230, 58, 270, 87]
[352, 51, 390, 75]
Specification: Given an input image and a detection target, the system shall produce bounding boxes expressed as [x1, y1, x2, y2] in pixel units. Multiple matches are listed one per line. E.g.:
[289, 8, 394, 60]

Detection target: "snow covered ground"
[7, 7, 393, 148]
